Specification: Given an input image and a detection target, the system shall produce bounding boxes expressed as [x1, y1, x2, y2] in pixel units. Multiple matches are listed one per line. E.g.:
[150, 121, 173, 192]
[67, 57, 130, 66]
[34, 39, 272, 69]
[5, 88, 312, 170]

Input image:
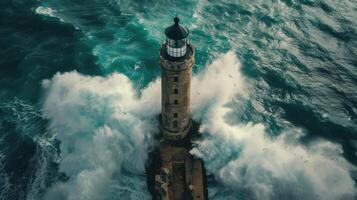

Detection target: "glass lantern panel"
[167, 38, 186, 48]
[167, 45, 187, 58]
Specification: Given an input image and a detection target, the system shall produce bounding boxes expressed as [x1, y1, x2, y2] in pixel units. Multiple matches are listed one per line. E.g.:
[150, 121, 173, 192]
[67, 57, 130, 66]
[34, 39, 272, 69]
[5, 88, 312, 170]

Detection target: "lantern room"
[164, 17, 189, 58]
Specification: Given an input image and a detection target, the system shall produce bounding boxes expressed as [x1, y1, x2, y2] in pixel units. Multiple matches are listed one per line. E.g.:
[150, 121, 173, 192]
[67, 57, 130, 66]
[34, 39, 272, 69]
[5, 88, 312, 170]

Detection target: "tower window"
[173, 121, 178, 128]
[174, 77, 178, 82]
[174, 89, 178, 94]
[174, 100, 178, 104]
[174, 113, 178, 118]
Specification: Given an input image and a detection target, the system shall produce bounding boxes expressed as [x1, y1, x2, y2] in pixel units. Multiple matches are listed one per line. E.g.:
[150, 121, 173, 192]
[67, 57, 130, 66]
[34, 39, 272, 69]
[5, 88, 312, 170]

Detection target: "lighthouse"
[147, 17, 207, 200]
[159, 17, 195, 141]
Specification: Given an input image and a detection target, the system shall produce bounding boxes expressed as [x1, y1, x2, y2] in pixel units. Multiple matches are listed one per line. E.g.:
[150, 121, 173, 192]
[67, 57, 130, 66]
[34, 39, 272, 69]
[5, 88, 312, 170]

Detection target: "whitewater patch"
[41, 73, 160, 200]
[35, 6, 65, 23]
[41, 51, 356, 200]
[190, 52, 356, 200]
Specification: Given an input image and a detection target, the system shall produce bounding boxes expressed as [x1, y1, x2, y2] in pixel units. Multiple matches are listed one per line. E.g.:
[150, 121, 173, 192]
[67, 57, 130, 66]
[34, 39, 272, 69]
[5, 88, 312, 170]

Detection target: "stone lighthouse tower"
[147, 17, 206, 200]
[159, 17, 194, 141]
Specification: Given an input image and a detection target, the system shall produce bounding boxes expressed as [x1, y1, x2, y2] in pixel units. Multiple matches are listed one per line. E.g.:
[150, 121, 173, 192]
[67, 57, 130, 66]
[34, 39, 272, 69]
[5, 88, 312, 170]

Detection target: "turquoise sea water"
[0, 0, 356, 199]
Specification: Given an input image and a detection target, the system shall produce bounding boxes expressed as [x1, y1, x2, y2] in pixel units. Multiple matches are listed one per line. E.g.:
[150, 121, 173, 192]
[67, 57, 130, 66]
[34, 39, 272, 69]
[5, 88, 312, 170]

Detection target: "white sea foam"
[27, 133, 59, 200]
[190, 52, 356, 200]
[35, 6, 65, 22]
[42, 73, 160, 200]
[35, 7, 55, 17]
[0, 99, 59, 200]
[41, 52, 356, 199]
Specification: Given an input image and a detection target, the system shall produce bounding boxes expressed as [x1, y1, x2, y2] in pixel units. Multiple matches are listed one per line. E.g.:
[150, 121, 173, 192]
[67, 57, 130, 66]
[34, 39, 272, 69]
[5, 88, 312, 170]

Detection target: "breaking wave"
[41, 72, 161, 200]
[190, 52, 356, 200]
[41, 52, 356, 199]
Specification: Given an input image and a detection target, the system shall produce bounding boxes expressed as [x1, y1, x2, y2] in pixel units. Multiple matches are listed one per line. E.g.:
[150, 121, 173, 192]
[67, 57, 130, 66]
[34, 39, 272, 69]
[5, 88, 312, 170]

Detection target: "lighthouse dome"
[164, 17, 189, 58]
[165, 17, 189, 40]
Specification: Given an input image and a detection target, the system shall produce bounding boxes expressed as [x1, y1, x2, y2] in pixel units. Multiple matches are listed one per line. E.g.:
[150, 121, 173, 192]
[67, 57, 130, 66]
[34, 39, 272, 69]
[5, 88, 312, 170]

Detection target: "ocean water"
[0, 0, 356, 200]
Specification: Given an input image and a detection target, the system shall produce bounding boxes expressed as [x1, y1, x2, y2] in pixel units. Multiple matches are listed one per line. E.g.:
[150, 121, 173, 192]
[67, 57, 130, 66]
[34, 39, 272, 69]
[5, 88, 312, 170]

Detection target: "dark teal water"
[0, 0, 356, 199]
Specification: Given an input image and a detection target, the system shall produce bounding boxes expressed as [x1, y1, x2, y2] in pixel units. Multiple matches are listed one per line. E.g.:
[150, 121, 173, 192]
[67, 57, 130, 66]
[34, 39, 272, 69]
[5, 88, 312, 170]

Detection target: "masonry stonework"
[159, 44, 194, 141]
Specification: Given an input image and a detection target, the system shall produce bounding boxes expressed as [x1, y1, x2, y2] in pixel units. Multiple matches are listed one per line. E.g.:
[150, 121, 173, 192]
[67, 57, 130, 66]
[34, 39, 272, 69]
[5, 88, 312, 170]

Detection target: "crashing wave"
[40, 52, 356, 200]
[190, 52, 356, 200]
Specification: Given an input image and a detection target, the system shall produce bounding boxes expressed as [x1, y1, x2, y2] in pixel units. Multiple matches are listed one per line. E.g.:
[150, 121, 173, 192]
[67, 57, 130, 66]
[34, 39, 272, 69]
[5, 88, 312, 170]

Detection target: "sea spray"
[41, 73, 159, 200]
[0, 0, 356, 199]
[40, 52, 356, 200]
[190, 52, 356, 200]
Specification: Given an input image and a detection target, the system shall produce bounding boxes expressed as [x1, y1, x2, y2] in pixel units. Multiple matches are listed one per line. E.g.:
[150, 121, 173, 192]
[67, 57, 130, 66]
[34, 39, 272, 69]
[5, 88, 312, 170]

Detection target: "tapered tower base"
[146, 120, 208, 200]
[160, 118, 191, 141]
